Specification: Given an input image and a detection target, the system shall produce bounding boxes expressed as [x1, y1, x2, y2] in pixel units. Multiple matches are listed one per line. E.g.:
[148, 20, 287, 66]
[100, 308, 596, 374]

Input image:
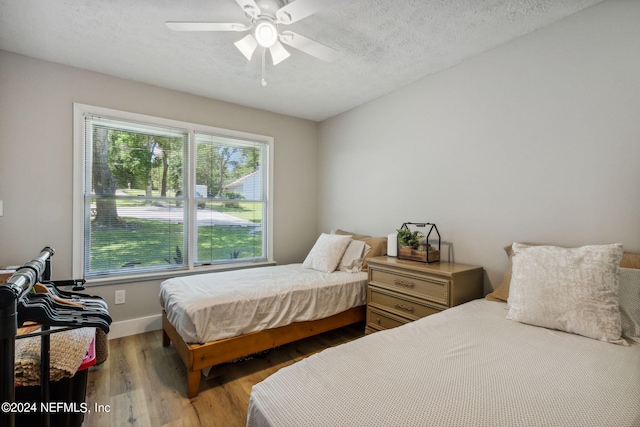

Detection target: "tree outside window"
[75, 107, 270, 279]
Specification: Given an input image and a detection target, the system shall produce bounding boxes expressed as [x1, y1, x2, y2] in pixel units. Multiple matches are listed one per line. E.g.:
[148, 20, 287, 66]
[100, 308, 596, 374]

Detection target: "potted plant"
[397, 222, 441, 263]
[397, 228, 423, 249]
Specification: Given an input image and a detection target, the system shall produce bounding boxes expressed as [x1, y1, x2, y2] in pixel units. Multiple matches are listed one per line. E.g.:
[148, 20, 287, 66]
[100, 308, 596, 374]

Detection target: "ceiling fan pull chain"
[261, 48, 267, 87]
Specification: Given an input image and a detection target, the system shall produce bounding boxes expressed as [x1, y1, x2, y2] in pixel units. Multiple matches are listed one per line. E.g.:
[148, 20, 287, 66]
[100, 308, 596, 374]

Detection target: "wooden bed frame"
[162, 305, 366, 398]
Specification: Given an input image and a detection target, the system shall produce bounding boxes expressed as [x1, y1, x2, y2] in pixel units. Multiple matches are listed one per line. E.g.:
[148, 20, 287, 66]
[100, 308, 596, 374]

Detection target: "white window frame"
[72, 103, 274, 284]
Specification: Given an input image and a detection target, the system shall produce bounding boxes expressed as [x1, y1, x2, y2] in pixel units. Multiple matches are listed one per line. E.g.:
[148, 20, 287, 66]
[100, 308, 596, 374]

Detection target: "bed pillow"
[335, 229, 387, 269]
[485, 242, 538, 302]
[487, 245, 640, 342]
[335, 229, 370, 241]
[621, 251, 640, 269]
[506, 243, 626, 344]
[485, 244, 516, 302]
[302, 233, 352, 273]
[486, 245, 640, 302]
[620, 267, 640, 343]
[337, 240, 371, 273]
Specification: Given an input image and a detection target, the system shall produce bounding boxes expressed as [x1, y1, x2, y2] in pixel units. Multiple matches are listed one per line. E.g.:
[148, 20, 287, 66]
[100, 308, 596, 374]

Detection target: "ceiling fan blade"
[269, 40, 291, 66]
[165, 22, 250, 32]
[234, 34, 258, 61]
[279, 31, 339, 62]
[233, 0, 261, 18]
[275, 0, 342, 24]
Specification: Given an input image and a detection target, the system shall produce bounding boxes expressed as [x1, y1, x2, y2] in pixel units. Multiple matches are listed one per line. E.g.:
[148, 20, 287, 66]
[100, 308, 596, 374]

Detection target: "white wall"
[0, 51, 319, 330]
[2, 0, 639, 334]
[318, 0, 640, 292]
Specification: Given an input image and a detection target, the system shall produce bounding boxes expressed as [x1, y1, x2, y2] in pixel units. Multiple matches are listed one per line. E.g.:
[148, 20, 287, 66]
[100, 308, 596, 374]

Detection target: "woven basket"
[95, 329, 109, 365]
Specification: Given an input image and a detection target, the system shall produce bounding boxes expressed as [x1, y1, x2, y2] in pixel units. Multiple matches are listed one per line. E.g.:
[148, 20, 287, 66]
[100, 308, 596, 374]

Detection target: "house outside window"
[72, 104, 273, 281]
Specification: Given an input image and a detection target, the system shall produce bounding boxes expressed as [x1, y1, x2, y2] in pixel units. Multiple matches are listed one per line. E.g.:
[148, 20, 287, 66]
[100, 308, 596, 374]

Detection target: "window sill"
[83, 260, 277, 286]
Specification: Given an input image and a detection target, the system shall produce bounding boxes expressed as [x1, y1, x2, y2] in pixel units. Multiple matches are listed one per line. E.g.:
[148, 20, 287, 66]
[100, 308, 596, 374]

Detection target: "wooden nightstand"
[365, 256, 483, 334]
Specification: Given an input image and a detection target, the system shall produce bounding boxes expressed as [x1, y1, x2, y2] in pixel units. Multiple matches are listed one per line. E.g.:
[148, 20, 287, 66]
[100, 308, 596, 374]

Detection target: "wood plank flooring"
[83, 323, 365, 427]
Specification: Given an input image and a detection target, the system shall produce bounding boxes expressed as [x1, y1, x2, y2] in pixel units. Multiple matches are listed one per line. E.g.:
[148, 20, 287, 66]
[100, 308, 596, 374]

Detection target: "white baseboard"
[108, 314, 162, 340]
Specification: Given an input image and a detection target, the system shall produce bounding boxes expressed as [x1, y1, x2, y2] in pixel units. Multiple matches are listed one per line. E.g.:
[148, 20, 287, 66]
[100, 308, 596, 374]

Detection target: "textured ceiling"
[0, 0, 603, 121]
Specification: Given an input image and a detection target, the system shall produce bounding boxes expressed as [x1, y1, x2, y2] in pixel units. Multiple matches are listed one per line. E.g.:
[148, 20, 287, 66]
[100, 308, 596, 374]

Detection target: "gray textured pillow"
[302, 233, 352, 273]
[507, 243, 625, 344]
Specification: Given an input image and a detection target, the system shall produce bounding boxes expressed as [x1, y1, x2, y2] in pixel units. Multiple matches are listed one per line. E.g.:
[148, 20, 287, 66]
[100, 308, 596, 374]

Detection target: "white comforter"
[159, 264, 367, 344]
[247, 299, 640, 427]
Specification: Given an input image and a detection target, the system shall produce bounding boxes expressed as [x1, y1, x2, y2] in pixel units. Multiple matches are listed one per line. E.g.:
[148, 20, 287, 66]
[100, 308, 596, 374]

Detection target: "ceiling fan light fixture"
[270, 40, 290, 65]
[234, 34, 258, 60]
[255, 19, 278, 48]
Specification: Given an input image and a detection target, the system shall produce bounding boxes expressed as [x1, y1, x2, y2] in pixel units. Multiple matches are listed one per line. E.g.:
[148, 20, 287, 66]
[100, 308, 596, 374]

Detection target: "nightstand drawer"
[367, 306, 409, 331]
[369, 268, 450, 306]
[366, 257, 483, 333]
[369, 288, 442, 320]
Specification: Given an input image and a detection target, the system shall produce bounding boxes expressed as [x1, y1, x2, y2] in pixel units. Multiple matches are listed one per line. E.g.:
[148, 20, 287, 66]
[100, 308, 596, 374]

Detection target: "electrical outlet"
[115, 289, 126, 305]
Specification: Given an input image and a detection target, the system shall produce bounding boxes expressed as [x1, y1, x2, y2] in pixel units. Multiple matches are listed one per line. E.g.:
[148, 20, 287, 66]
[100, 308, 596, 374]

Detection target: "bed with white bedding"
[246, 245, 640, 427]
[160, 263, 367, 344]
[160, 232, 386, 398]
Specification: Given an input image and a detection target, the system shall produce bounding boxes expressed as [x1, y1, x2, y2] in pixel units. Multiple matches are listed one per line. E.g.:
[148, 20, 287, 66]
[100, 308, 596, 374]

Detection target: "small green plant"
[223, 191, 245, 209]
[397, 228, 424, 249]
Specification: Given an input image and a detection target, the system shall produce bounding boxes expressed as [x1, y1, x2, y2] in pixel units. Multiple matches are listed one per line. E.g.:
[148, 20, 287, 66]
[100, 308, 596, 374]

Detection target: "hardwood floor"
[83, 323, 365, 427]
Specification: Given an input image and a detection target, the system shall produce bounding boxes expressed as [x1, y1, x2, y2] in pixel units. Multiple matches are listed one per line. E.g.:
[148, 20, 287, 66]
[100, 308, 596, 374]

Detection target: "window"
[73, 104, 272, 280]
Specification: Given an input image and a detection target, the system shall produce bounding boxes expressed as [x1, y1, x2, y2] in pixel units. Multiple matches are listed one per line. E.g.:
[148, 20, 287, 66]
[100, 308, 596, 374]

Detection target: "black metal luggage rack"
[0, 247, 111, 427]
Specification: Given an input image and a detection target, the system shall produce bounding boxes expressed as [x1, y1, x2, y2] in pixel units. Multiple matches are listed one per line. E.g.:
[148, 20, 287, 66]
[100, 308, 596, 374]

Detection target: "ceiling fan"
[166, 0, 341, 80]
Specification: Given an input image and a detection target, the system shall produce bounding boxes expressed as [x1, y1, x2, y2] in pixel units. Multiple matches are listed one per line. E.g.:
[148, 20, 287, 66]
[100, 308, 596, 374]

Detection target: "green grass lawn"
[214, 202, 262, 223]
[90, 218, 262, 272]
[88, 193, 264, 273]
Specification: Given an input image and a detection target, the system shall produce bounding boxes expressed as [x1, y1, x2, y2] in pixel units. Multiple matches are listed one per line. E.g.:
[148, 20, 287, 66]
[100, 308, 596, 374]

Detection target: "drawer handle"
[394, 303, 414, 313]
[394, 279, 414, 289]
[376, 317, 381, 325]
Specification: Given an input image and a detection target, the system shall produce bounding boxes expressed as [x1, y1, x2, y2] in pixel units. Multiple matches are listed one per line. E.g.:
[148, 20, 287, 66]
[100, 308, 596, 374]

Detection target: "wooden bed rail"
[162, 306, 366, 398]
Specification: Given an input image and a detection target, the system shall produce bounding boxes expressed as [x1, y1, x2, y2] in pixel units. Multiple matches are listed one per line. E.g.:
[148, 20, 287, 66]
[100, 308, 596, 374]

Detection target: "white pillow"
[507, 243, 625, 344]
[302, 233, 352, 273]
[337, 240, 371, 273]
[620, 267, 640, 343]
